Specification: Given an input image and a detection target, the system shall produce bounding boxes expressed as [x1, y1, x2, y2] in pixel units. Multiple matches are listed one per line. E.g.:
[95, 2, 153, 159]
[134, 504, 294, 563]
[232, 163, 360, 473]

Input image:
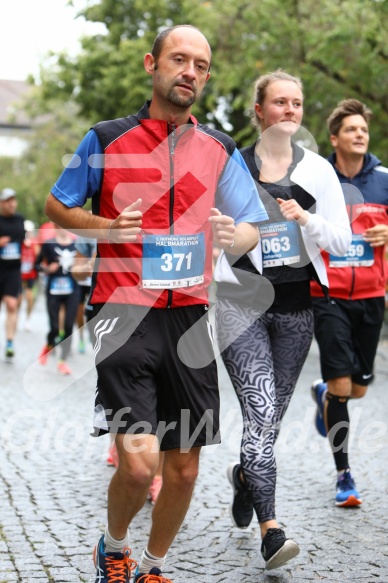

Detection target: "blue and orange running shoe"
[134, 566, 173, 582]
[93, 535, 137, 583]
[335, 469, 362, 507]
[310, 379, 327, 437]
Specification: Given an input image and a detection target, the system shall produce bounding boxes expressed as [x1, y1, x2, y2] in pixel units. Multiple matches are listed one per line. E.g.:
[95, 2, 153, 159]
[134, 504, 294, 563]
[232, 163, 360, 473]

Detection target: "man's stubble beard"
[167, 86, 197, 109]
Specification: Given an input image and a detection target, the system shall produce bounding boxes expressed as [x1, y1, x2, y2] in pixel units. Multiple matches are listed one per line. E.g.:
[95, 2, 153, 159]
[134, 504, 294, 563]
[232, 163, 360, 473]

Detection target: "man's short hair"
[151, 25, 211, 70]
[327, 99, 373, 136]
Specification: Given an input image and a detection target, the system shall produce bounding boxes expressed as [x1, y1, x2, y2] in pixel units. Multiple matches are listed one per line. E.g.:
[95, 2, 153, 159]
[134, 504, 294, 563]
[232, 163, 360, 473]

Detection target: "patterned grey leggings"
[216, 298, 313, 522]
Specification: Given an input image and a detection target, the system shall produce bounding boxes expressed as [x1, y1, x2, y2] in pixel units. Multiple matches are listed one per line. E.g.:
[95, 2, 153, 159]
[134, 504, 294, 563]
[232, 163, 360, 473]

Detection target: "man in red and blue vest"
[45, 25, 267, 583]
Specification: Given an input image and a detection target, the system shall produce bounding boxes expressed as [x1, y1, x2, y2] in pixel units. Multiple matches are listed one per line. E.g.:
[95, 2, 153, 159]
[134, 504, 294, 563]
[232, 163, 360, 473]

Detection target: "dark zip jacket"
[311, 153, 388, 299]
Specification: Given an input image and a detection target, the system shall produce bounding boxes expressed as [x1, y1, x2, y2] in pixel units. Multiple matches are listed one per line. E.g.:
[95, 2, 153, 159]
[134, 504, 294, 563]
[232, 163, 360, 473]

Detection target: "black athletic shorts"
[0, 267, 22, 299]
[90, 303, 220, 451]
[23, 278, 37, 290]
[78, 284, 91, 305]
[312, 296, 385, 386]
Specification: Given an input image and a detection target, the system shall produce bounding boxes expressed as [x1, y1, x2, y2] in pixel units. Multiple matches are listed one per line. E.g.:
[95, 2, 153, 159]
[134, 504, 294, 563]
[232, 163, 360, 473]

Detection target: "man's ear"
[144, 53, 155, 74]
[330, 134, 338, 149]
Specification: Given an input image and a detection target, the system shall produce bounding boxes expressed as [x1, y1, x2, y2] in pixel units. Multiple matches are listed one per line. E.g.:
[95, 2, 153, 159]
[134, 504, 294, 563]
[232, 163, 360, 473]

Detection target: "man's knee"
[351, 383, 368, 399]
[115, 433, 160, 487]
[327, 376, 352, 397]
[5, 296, 18, 312]
[164, 448, 200, 488]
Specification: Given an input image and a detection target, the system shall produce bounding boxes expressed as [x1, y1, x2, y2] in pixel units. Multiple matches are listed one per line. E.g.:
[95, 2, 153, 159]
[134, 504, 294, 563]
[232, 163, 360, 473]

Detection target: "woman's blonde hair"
[250, 69, 303, 129]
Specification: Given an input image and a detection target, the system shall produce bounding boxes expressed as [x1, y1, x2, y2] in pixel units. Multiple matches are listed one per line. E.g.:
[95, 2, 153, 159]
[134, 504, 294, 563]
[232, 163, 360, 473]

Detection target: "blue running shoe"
[310, 379, 327, 437]
[93, 535, 137, 582]
[335, 469, 362, 507]
[134, 566, 172, 582]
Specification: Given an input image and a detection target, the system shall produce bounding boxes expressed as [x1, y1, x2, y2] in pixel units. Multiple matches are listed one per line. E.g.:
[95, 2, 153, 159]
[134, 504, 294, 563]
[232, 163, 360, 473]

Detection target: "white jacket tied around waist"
[214, 147, 352, 290]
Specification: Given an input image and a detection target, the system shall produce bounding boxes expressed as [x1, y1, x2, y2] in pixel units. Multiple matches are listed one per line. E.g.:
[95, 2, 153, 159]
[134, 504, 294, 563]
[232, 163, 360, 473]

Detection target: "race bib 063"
[260, 221, 300, 268]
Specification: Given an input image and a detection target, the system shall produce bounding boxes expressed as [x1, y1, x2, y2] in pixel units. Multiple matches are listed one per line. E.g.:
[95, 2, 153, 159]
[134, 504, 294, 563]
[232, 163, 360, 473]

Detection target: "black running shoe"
[226, 462, 253, 529]
[5, 345, 14, 360]
[261, 528, 300, 570]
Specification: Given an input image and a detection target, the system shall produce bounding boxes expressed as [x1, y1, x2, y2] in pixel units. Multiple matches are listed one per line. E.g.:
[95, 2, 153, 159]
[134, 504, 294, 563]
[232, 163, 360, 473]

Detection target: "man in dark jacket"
[0, 187, 25, 359]
[310, 99, 388, 507]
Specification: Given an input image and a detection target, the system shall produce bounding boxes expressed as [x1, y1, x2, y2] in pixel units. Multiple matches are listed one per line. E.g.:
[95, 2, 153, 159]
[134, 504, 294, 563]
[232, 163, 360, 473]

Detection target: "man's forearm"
[45, 194, 111, 240]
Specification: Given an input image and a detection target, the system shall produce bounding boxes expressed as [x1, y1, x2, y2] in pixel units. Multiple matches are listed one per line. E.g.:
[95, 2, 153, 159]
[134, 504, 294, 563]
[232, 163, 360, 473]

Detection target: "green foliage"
[5, 0, 388, 218]
[0, 86, 89, 224]
[201, 0, 388, 156]
[60, 0, 388, 158]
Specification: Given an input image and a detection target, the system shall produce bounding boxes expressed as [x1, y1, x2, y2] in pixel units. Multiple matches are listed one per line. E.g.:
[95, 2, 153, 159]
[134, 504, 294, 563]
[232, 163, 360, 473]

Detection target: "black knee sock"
[326, 392, 350, 471]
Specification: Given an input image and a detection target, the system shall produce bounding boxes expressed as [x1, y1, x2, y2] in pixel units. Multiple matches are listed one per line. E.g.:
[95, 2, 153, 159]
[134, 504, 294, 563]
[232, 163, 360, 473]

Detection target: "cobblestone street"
[0, 295, 387, 582]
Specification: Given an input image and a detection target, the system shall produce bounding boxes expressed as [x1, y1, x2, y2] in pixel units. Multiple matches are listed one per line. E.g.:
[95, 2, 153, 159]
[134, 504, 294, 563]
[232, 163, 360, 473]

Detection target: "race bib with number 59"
[329, 234, 374, 267]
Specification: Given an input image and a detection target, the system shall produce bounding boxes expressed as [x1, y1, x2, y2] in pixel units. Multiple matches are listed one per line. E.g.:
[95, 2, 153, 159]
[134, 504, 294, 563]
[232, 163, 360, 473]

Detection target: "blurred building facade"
[0, 79, 32, 157]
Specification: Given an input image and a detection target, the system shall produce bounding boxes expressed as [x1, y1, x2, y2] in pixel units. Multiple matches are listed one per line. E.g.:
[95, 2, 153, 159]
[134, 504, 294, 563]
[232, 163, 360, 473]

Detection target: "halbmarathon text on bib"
[329, 234, 374, 267]
[142, 233, 205, 289]
[260, 221, 300, 268]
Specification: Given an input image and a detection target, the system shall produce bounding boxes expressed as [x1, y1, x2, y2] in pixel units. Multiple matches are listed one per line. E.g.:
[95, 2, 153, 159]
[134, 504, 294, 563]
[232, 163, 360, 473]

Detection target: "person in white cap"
[0, 188, 25, 359]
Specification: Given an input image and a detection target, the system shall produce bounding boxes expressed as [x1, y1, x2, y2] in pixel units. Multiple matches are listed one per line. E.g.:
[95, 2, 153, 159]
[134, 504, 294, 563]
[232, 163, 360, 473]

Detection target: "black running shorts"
[0, 267, 22, 299]
[90, 303, 220, 450]
[312, 296, 385, 386]
[78, 284, 91, 305]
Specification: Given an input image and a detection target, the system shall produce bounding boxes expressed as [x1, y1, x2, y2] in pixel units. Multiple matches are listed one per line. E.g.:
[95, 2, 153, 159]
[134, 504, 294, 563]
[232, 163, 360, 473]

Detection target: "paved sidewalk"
[0, 295, 387, 582]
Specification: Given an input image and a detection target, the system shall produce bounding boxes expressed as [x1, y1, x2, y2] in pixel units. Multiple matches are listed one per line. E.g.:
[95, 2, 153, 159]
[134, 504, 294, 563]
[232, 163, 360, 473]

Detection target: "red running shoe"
[106, 443, 119, 468]
[148, 476, 163, 505]
[38, 344, 52, 365]
[57, 361, 72, 375]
